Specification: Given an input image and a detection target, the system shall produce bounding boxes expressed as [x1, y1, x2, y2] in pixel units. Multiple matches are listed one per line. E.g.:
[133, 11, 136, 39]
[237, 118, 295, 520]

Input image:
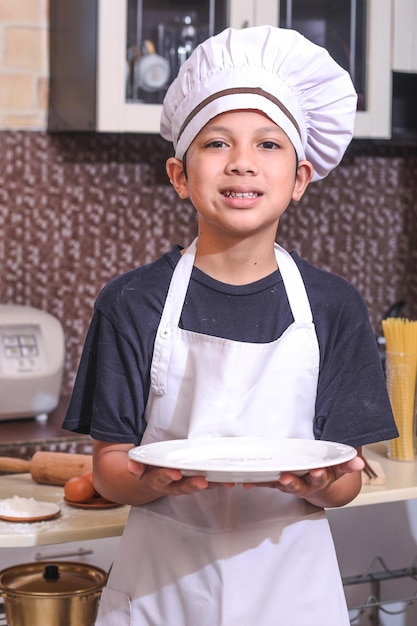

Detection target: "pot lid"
[0, 561, 107, 596]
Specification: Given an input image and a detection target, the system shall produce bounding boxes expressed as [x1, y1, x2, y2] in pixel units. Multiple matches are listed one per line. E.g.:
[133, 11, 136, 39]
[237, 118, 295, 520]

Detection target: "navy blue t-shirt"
[63, 245, 397, 448]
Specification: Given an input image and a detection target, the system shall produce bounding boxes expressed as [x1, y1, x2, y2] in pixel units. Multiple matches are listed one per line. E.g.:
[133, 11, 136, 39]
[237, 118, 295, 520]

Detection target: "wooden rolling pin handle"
[0, 451, 92, 486]
[0, 457, 30, 473]
[30, 451, 93, 486]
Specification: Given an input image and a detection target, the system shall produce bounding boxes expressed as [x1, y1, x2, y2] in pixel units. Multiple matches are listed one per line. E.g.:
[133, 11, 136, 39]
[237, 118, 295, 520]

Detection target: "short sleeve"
[63, 310, 150, 444]
[312, 283, 398, 447]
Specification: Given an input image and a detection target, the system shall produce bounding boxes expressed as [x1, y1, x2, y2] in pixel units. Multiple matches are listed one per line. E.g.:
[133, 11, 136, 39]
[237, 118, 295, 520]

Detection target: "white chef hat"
[160, 25, 357, 181]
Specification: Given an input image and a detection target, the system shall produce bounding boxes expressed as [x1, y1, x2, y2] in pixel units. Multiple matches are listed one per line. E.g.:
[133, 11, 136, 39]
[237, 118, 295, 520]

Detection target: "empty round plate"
[128, 437, 357, 483]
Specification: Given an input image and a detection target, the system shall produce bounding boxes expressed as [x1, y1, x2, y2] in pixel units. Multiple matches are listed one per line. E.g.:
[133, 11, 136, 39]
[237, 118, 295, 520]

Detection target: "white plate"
[128, 437, 357, 483]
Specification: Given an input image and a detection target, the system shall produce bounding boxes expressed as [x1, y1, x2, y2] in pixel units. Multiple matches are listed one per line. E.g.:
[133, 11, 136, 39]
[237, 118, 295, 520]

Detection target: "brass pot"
[0, 561, 107, 626]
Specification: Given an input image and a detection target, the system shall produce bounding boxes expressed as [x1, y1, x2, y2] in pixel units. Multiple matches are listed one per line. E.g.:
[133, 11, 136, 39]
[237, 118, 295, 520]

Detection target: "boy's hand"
[94, 441, 231, 505]
[128, 459, 233, 497]
[242, 455, 364, 508]
[125, 451, 364, 507]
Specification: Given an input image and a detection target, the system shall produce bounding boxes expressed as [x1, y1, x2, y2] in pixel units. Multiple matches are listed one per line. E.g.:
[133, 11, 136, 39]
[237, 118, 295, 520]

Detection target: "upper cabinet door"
[352, 0, 392, 138]
[49, 0, 232, 133]
[49, 0, 399, 139]
[228, 0, 278, 29]
[273, 0, 392, 138]
[392, 0, 417, 71]
[97, 0, 229, 132]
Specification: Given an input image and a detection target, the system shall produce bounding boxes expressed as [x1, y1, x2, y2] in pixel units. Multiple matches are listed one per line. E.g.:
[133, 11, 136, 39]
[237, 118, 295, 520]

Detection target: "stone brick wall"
[0, 0, 49, 129]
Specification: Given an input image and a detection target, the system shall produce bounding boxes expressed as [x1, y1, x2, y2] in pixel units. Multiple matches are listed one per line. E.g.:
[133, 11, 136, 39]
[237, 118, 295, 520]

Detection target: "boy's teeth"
[223, 191, 259, 198]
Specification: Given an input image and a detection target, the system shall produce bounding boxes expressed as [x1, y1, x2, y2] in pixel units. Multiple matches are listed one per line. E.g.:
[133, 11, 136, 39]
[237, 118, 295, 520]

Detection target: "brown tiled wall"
[0, 132, 416, 395]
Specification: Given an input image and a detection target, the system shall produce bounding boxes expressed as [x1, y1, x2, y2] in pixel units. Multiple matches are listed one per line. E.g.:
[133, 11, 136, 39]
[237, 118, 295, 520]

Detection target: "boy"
[64, 26, 397, 625]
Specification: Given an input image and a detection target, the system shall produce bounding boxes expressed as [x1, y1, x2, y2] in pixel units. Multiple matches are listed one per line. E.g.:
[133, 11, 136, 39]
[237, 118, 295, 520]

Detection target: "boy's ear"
[166, 157, 189, 199]
[292, 160, 314, 202]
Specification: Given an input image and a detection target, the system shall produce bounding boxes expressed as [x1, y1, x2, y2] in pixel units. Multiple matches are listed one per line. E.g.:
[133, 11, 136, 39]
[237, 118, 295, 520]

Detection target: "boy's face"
[167, 110, 313, 242]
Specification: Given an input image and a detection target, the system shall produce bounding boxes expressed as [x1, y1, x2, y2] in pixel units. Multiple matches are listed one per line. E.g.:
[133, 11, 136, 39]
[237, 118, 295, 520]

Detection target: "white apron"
[96, 240, 349, 626]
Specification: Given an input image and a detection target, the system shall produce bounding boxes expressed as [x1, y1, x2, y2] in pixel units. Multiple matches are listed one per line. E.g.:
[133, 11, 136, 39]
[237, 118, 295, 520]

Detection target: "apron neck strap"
[150, 239, 313, 395]
[273, 243, 313, 324]
[181, 240, 313, 323]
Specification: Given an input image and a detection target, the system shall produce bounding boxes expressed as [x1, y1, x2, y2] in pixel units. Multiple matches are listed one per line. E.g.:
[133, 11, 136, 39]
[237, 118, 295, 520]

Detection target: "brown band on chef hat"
[160, 26, 357, 182]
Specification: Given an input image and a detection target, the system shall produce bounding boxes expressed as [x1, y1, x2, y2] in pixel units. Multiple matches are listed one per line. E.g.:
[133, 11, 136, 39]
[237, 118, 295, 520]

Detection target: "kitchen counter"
[1, 441, 417, 547]
[344, 441, 417, 507]
[0, 474, 129, 547]
[0, 393, 128, 548]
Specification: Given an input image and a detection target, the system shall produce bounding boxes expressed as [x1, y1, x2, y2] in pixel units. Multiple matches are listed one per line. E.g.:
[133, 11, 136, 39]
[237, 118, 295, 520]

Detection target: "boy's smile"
[222, 191, 260, 198]
[167, 110, 313, 246]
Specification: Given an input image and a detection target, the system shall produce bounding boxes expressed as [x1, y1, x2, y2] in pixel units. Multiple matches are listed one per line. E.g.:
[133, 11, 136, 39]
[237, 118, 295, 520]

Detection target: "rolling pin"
[0, 451, 92, 486]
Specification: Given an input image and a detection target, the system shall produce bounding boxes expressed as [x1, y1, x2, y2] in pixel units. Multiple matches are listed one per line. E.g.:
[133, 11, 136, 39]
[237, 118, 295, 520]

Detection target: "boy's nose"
[225, 147, 258, 175]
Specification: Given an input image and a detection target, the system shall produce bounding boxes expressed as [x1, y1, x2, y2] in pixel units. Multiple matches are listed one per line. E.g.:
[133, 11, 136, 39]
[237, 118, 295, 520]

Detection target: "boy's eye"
[260, 141, 279, 149]
[205, 140, 228, 148]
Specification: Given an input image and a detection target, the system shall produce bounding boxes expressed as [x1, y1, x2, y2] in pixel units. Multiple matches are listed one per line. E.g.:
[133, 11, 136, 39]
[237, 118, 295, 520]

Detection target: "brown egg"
[64, 476, 96, 503]
[81, 470, 94, 483]
[81, 470, 101, 497]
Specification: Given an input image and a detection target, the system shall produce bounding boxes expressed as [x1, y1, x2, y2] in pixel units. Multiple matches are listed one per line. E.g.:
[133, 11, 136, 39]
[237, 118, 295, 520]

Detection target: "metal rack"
[344, 557, 417, 625]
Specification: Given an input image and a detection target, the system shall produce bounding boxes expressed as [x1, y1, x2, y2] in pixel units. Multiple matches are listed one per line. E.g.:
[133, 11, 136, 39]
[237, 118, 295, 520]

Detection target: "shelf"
[345, 442, 417, 508]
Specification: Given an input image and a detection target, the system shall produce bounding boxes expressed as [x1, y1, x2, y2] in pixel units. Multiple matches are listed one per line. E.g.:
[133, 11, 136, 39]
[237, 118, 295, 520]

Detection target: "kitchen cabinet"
[392, 0, 417, 72]
[48, 0, 394, 138]
[391, 0, 417, 138]
[275, 0, 392, 138]
[49, 0, 231, 133]
[0, 536, 121, 573]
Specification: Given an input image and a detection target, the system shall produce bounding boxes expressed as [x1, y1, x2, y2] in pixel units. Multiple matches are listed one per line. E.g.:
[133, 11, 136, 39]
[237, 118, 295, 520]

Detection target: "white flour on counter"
[0, 495, 60, 518]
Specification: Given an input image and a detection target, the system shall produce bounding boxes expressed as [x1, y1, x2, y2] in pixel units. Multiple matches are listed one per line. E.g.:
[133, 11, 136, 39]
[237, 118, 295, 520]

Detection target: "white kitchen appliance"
[0, 305, 65, 420]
